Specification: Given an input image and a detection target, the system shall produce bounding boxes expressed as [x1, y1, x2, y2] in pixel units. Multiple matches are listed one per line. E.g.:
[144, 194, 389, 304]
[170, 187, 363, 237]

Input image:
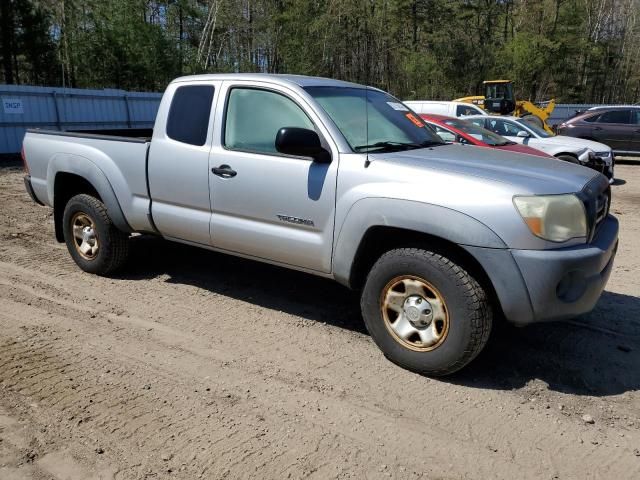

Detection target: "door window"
[467, 118, 486, 129]
[430, 124, 456, 142]
[632, 110, 640, 124]
[166, 85, 215, 146]
[598, 110, 631, 124]
[224, 88, 314, 155]
[486, 118, 527, 136]
[456, 104, 482, 116]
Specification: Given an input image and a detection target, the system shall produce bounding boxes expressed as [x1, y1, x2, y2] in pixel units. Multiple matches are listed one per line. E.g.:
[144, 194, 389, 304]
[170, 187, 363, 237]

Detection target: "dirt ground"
[0, 161, 638, 480]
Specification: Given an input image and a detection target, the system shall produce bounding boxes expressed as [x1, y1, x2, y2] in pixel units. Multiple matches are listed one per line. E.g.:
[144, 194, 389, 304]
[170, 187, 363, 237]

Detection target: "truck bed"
[22, 128, 154, 233]
[26, 128, 153, 143]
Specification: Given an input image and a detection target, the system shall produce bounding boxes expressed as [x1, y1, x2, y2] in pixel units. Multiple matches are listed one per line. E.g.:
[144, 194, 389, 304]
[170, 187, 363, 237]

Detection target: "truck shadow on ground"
[452, 292, 640, 396]
[122, 235, 640, 397]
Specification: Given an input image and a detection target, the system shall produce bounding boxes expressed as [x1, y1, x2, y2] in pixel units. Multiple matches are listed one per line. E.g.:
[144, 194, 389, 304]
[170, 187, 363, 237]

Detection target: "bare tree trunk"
[197, 0, 223, 70]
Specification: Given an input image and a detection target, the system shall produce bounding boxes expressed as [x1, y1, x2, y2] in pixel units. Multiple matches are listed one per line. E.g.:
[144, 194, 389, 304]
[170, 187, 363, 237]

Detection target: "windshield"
[304, 86, 444, 152]
[516, 119, 553, 138]
[443, 118, 512, 146]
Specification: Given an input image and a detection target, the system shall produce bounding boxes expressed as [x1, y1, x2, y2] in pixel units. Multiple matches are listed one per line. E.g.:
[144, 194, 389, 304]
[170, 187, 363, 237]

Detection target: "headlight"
[513, 194, 587, 242]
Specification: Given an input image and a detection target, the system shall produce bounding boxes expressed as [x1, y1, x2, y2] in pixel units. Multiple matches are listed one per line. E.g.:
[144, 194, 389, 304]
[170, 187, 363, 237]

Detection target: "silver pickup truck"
[22, 74, 618, 376]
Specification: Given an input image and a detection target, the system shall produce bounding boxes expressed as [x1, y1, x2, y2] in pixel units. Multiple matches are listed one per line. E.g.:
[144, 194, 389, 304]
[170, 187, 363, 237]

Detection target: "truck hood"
[539, 135, 611, 153]
[495, 143, 553, 158]
[373, 143, 599, 194]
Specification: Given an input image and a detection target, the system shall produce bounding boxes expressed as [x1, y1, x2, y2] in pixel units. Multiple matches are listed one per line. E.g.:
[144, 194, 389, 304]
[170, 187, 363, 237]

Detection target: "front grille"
[581, 177, 610, 242]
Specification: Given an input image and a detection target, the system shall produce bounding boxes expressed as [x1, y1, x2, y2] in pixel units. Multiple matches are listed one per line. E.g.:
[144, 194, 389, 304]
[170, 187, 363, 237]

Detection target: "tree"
[1, 0, 640, 103]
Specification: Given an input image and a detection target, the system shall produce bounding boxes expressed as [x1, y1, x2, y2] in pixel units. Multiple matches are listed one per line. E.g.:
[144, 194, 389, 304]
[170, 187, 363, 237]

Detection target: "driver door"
[208, 83, 338, 273]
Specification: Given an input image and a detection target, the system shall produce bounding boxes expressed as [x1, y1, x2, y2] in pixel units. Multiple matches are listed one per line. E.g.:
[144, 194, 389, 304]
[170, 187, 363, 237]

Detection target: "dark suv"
[557, 106, 640, 156]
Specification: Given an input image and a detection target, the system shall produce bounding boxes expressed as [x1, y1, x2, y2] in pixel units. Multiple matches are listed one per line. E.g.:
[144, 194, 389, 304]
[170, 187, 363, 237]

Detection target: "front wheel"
[360, 248, 492, 376]
[62, 194, 129, 275]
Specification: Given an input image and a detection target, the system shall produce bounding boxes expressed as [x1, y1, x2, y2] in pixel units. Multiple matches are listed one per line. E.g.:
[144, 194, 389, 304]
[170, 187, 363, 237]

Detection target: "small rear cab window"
[167, 85, 215, 146]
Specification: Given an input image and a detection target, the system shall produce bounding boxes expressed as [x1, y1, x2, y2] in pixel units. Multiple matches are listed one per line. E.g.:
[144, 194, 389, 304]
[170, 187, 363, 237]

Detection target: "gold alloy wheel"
[71, 212, 99, 260]
[380, 275, 449, 352]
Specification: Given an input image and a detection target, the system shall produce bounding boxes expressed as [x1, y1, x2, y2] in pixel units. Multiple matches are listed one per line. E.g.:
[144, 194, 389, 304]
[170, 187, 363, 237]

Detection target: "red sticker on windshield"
[405, 113, 424, 127]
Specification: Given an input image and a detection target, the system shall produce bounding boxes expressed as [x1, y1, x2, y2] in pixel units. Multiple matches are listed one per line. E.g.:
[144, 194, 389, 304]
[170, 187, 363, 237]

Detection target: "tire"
[62, 194, 129, 275]
[556, 154, 581, 164]
[360, 248, 492, 376]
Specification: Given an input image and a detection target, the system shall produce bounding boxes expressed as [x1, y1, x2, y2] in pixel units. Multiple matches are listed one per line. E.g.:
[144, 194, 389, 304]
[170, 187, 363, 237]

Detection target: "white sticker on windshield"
[386, 102, 409, 111]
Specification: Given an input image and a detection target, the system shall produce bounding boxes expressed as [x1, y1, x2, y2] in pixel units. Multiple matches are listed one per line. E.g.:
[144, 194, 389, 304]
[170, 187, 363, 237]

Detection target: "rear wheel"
[360, 248, 492, 376]
[62, 194, 129, 275]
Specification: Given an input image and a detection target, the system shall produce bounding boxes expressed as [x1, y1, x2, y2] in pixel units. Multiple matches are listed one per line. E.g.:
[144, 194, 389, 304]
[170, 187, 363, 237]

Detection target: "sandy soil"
[0, 161, 639, 479]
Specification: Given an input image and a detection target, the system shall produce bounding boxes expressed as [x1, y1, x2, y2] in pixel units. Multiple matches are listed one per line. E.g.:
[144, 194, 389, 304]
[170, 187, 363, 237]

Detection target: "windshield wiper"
[495, 140, 517, 146]
[354, 140, 443, 152]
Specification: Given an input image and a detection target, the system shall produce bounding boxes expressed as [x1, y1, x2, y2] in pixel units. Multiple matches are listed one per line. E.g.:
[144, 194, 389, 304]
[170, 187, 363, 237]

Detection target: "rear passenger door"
[148, 81, 220, 245]
[208, 82, 339, 273]
[593, 109, 633, 150]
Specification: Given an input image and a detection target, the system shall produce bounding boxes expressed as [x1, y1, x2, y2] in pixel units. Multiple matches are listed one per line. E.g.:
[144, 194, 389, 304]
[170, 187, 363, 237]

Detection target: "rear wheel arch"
[51, 166, 132, 242]
[53, 172, 102, 242]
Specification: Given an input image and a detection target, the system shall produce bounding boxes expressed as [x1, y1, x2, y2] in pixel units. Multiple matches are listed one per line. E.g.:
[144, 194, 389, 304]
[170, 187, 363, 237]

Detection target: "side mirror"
[275, 127, 331, 163]
[516, 130, 530, 138]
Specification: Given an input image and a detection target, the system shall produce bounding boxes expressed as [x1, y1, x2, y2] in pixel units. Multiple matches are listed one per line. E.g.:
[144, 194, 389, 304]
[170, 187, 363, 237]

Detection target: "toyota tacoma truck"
[22, 74, 619, 376]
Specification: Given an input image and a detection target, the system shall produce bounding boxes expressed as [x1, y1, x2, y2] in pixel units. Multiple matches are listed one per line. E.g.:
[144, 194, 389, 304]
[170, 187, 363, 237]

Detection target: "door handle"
[594, 127, 603, 131]
[211, 164, 237, 178]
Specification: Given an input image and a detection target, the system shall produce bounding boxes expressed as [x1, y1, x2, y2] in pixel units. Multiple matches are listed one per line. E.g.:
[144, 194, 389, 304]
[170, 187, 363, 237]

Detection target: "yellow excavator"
[455, 80, 556, 133]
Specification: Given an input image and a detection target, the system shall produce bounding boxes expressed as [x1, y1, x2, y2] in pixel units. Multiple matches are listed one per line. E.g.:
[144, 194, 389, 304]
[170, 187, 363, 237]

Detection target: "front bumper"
[582, 152, 612, 179]
[465, 215, 619, 325]
[593, 152, 614, 182]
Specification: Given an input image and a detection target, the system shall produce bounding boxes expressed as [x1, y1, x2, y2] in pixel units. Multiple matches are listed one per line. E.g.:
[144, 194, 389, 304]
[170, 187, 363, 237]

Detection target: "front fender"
[332, 197, 506, 286]
[48, 153, 132, 234]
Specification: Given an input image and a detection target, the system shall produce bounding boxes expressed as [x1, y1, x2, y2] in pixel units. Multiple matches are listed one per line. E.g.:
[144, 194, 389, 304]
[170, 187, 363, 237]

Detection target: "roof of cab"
[171, 73, 364, 89]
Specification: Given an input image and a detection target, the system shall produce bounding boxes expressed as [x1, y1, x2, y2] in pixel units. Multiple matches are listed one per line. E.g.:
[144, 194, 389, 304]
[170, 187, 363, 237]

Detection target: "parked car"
[421, 114, 553, 158]
[22, 74, 618, 376]
[403, 100, 486, 117]
[465, 115, 614, 181]
[556, 106, 640, 157]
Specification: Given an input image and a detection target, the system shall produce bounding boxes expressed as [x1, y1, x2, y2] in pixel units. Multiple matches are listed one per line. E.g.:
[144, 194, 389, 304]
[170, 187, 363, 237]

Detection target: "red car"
[420, 114, 553, 158]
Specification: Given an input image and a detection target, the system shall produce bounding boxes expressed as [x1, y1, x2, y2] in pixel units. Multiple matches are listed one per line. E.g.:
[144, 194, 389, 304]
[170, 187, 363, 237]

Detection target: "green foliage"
[1, 0, 639, 102]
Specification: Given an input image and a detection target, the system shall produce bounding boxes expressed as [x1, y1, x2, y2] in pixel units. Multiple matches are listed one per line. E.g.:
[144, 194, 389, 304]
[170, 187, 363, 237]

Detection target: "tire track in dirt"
[1, 286, 637, 479]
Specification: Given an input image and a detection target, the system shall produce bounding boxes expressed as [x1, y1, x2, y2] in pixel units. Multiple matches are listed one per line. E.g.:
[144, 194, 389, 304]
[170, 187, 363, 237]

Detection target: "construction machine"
[455, 80, 556, 133]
